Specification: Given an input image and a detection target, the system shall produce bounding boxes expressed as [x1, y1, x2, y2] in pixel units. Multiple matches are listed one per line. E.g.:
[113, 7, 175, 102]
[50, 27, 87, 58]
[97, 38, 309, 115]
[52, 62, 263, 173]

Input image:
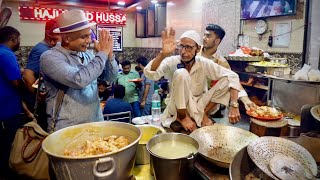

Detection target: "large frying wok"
[190, 124, 259, 168]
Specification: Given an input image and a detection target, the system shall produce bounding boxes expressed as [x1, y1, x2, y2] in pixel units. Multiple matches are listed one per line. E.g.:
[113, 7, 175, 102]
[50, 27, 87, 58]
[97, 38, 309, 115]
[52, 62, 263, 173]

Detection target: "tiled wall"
[201, 0, 241, 56]
[15, 46, 162, 68]
[201, 0, 305, 70]
[268, 52, 302, 73]
[16, 46, 302, 75]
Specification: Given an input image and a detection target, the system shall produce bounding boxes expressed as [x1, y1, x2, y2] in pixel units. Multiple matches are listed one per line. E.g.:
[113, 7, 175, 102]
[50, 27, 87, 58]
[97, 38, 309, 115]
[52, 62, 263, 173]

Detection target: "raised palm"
[161, 27, 176, 56]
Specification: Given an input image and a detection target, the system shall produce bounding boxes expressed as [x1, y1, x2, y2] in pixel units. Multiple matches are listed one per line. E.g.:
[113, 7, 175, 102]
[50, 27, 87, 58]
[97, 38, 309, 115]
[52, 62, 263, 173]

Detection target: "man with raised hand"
[144, 28, 241, 132]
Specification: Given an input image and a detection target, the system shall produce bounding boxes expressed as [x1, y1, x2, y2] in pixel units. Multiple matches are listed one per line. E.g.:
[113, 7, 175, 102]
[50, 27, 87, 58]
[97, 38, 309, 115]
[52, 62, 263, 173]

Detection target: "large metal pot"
[147, 133, 199, 180]
[42, 121, 141, 180]
[135, 124, 165, 165]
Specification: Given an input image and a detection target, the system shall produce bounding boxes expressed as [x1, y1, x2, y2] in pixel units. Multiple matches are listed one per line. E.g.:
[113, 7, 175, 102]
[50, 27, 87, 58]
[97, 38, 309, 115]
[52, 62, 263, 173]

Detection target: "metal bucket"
[147, 133, 199, 180]
[42, 121, 141, 180]
[135, 124, 165, 165]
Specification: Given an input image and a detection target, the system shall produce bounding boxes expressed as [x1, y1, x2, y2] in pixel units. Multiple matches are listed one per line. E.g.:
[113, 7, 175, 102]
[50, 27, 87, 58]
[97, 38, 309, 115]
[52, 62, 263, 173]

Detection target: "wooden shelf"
[240, 82, 268, 90]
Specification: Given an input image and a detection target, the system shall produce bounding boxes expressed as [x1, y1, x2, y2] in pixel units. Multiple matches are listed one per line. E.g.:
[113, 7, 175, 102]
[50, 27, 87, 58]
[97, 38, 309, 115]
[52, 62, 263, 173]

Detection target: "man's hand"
[94, 29, 113, 56]
[240, 96, 257, 111]
[108, 35, 114, 61]
[161, 27, 176, 56]
[228, 107, 241, 124]
[140, 100, 146, 108]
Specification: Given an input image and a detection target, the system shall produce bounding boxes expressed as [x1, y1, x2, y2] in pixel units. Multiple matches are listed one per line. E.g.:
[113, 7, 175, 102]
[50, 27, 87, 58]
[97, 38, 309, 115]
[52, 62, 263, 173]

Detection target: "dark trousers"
[130, 101, 141, 118]
[0, 115, 21, 179]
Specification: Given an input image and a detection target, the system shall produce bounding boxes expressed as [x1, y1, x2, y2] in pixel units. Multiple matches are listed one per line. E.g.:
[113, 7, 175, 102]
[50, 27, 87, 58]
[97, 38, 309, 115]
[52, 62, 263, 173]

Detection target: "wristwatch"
[229, 101, 239, 108]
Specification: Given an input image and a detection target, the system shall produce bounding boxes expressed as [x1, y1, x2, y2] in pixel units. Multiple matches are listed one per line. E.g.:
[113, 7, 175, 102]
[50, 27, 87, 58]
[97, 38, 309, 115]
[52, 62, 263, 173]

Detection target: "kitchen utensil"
[269, 153, 314, 180]
[247, 136, 317, 180]
[247, 110, 283, 121]
[132, 115, 152, 125]
[310, 104, 320, 122]
[190, 124, 259, 168]
[229, 146, 272, 180]
[42, 121, 141, 180]
[147, 133, 199, 180]
[135, 124, 165, 165]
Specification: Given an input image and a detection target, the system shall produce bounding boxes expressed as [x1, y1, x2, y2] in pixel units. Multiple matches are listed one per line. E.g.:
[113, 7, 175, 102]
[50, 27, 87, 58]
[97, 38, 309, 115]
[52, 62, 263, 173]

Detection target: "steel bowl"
[190, 124, 259, 168]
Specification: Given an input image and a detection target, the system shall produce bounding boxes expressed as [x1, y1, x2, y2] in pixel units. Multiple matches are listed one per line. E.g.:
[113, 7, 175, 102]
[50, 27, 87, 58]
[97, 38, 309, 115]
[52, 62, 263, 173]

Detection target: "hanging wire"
[246, 23, 308, 39]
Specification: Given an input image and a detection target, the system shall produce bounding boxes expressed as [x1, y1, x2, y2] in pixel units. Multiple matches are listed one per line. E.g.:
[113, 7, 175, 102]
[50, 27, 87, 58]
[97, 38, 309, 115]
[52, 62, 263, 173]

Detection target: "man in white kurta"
[144, 28, 242, 132]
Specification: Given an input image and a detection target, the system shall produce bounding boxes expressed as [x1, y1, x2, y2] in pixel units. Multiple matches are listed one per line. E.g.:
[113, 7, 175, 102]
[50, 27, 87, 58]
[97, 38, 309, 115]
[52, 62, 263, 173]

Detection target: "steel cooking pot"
[147, 133, 199, 180]
[135, 124, 165, 165]
[42, 121, 141, 180]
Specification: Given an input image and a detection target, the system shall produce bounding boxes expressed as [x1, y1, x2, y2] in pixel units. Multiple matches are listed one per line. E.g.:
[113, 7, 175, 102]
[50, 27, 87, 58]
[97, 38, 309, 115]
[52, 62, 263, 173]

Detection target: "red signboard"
[19, 6, 126, 25]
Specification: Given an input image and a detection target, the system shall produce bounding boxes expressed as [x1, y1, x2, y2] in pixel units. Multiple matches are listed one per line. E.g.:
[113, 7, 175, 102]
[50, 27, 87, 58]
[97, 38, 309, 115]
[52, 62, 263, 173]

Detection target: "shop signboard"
[96, 25, 123, 52]
[19, 6, 126, 25]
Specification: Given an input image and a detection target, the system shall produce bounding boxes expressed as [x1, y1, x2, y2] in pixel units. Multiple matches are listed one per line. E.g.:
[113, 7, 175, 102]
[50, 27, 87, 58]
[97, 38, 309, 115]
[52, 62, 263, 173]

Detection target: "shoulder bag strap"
[49, 87, 67, 133]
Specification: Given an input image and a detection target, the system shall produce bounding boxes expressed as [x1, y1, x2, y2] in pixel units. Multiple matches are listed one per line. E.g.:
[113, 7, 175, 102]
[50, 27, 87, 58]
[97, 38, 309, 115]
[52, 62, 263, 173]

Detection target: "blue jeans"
[141, 103, 151, 116]
[130, 101, 141, 118]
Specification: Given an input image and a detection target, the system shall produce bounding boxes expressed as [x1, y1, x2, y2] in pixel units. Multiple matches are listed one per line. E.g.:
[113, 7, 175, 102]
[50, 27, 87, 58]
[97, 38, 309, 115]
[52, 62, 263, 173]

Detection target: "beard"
[12, 43, 20, 52]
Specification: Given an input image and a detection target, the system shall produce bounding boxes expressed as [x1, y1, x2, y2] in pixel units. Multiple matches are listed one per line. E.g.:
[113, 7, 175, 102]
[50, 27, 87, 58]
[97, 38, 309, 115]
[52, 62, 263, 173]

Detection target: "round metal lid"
[247, 136, 317, 180]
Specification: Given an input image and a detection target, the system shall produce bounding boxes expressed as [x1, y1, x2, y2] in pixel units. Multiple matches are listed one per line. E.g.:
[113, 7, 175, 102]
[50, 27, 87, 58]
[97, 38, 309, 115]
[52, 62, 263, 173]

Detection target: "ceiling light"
[151, 0, 157, 4]
[167, 2, 175, 6]
[136, 6, 142, 10]
[117, 1, 125, 6]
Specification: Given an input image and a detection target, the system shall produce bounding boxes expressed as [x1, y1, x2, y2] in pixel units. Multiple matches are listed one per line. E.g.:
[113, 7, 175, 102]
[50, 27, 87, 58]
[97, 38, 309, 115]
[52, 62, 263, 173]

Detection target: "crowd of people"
[0, 8, 258, 179]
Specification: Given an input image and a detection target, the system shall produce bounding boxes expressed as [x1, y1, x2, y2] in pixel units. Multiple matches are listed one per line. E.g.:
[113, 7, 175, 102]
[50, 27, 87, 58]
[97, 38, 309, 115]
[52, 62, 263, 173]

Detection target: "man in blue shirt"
[23, 19, 61, 92]
[40, 10, 116, 132]
[23, 19, 61, 129]
[0, 26, 28, 179]
[103, 85, 133, 123]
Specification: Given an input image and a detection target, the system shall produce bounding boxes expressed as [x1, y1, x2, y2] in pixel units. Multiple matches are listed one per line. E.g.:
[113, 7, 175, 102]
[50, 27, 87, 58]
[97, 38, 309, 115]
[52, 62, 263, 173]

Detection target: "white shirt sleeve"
[201, 56, 241, 91]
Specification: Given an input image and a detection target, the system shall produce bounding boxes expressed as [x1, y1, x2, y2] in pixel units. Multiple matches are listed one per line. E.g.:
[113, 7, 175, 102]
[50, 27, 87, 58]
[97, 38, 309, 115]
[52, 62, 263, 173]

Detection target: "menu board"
[96, 25, 123, 52]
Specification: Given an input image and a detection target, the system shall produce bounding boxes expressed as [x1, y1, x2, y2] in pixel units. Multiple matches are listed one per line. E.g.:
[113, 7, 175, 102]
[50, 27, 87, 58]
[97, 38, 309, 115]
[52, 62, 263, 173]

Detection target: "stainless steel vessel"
[147, 133, 199, 180]
[42, 121, 141, 180]
[135, 124, 165, 165]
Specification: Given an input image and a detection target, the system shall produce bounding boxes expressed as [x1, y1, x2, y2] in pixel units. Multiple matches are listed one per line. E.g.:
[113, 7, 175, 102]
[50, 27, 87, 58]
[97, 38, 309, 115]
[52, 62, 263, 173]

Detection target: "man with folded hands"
[40, 9, 116, 132]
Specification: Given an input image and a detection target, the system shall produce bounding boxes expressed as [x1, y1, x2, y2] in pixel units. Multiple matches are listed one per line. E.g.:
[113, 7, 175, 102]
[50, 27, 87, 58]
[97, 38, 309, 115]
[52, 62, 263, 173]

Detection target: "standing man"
[144, 28, 242, 132]
[199, 24, 256, 112]
[0, 26, 32, 179]
[116, 60, 141, 118]
[136, 56, 154, 116]
[23, 18, 61, 98]
[40, 9, 115, 132]
[23, 19, 61, 129]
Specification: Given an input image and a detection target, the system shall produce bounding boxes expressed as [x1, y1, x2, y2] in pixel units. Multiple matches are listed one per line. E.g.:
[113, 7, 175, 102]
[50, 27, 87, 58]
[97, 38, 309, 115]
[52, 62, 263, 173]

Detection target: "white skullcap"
[180, 30, 201, 45]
